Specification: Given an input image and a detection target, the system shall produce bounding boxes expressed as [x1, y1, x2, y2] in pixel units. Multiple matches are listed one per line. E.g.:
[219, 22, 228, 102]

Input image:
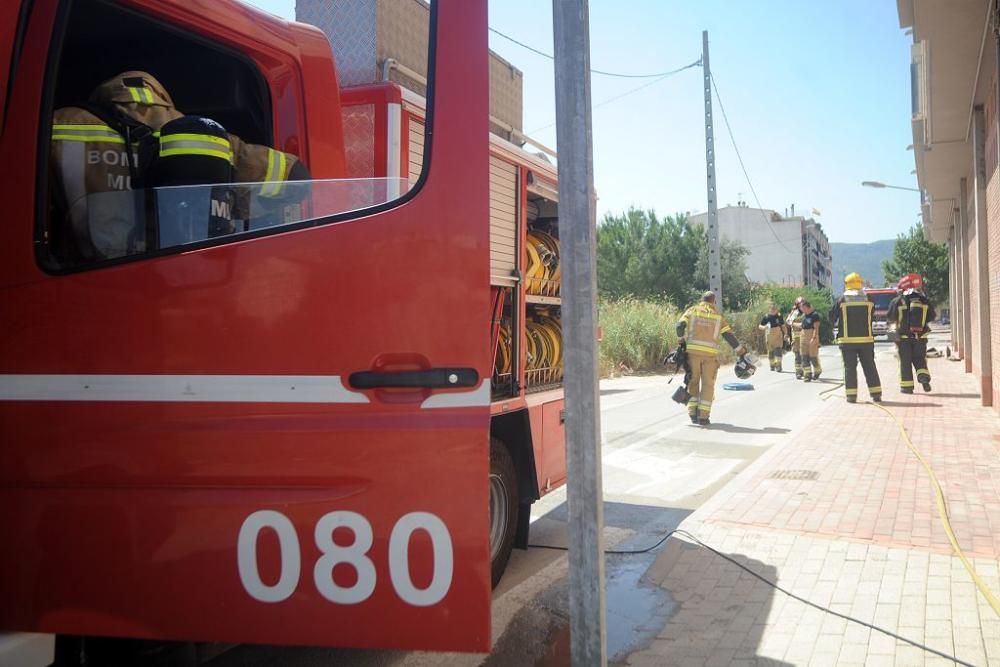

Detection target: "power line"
[709, 72, 793, 253]
[527, 59, 702, 134]
[490, 27, 700, 79]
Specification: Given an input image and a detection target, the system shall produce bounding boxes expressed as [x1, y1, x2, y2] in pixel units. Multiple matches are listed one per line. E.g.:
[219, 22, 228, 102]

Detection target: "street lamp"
[861, 180, 921, 192]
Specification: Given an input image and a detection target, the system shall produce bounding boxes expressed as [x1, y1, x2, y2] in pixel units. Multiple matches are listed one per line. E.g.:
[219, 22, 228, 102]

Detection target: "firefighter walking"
[786, 297, 805, 379]
[759, 304, 787, 371]
[677, 291, 747, 425]
[829, 272, 882, 403]
[799, 300, 823, 381]
[888, 273, 936, 393]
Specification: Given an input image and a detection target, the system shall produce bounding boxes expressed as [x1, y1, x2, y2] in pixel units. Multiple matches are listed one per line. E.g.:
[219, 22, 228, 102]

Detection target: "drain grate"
[768, 469, 819, 481]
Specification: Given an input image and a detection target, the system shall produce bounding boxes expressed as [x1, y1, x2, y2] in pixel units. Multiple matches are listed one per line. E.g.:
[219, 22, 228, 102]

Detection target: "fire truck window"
[52, 1, 271, 145]
[39, 0, 434, 272]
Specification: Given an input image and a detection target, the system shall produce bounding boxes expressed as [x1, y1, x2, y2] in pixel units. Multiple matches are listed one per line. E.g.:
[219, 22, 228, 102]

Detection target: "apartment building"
[898, 0, 998, 410]
[690, 205, 833, 289]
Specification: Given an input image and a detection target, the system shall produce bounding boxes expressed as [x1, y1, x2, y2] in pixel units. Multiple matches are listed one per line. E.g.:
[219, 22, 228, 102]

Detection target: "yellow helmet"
[844, 272, 863, 290]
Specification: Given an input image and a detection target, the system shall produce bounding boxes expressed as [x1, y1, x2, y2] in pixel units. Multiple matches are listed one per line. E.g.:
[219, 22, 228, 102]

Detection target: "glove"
[734, 344, 747, 356]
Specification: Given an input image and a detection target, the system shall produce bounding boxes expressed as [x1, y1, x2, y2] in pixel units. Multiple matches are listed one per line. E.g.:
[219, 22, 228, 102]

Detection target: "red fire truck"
[864, 287, 897, 338]
[0, 0, 565, 661]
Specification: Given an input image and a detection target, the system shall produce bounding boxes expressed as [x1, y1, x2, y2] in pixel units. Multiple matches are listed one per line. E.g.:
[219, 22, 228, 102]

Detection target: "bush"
[597, 287, 835, 378]
[599, 298, 680, 375]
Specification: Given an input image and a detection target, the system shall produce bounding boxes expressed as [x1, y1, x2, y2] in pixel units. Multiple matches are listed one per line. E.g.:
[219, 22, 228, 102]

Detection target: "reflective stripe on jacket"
[787, 308, 804, 339]
[834, 291, 874, 344]
[890, 291, 933, 339]
[680, 302, 732, 356]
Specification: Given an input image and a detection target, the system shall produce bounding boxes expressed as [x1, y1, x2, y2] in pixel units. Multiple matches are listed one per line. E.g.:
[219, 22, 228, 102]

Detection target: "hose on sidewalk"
[870, 400, 1000, 618]
[819, 379, 1000, 617]
[529, 528, 975, 666]
[527, 375, 996, 664]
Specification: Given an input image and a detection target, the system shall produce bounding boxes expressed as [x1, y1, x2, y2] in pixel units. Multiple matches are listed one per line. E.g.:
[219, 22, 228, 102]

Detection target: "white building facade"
[690, 205, 833, 289]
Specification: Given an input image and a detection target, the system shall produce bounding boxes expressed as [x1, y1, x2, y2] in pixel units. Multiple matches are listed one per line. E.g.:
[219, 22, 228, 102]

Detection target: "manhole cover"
[768, 469, 819, 480]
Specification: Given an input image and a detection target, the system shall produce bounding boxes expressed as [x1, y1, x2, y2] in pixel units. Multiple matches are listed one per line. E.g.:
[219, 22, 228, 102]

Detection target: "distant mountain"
[830, 239, 896, 288]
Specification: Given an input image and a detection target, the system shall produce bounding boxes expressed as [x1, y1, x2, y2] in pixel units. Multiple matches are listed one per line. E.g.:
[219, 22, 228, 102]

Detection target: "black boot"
[921, 381, 932, 392]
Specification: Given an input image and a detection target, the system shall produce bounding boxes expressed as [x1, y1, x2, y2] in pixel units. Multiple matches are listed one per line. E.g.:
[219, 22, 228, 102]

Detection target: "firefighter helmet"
[734, 355, 757, 380]
[845, 272, 864, 290]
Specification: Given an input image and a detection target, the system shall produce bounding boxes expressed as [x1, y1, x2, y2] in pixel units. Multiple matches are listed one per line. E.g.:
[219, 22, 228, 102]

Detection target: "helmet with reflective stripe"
[844, 272, 863, 290]
[734, 355, 757, 380]
[147, 116, 236, 239]
[90, 71, 174, 108]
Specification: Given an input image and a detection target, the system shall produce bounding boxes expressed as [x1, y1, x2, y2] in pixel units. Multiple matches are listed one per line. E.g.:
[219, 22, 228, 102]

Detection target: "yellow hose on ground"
[869, 401, 1000, 618]
[821, 380, 1000, 617]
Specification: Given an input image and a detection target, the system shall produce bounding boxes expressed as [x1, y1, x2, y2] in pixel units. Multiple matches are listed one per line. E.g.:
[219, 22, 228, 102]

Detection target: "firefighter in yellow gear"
[799, 300, 823, 381]
[676, 291, 747, 425]
[759, 303, 787, 371]
[786, 296, 805, 379]
[829, 272, 882, 403]
[49, 71, 309, 263]
[887, 273, 936, 393]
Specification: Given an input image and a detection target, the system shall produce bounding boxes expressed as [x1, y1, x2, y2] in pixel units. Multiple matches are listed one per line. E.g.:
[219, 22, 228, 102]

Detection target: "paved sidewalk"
[624, 335, 1000, 666]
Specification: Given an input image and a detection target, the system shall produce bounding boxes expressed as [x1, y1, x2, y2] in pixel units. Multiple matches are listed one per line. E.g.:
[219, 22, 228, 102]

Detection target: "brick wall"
[989, 169, 1000, 412]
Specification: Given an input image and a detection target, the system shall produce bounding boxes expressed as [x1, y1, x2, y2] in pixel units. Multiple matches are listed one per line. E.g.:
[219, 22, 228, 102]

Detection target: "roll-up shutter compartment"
[490, 155, 518, 286]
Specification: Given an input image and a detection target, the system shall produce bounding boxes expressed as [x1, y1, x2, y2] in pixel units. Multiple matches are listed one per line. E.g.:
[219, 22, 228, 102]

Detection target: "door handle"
[348, 368, 479, 390]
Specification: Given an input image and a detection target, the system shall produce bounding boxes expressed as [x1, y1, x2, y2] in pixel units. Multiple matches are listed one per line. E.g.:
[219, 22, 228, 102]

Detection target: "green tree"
[596, 208, 751, 310]
[754, 285, 835, 344]
[881, 225, 949, 304]
[694, 236, 752, 311]
[596, 208, 701, 308]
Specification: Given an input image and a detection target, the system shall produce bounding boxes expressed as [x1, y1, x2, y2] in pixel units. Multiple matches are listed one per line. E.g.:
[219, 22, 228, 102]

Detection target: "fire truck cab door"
[0, 0, 492, 654]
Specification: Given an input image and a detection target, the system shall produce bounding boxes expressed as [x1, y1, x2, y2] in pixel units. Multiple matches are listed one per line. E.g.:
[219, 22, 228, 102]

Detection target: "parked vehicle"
[0, 0, 563, 660]
[864, 287, 897, 337]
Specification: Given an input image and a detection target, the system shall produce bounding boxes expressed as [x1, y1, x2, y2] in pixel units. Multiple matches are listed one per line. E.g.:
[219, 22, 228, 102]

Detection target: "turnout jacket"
[829, 290, 874, 344]
[677, 301, 740, 356]
[887, 290, 936, 340]
[50, 71, 308, 260]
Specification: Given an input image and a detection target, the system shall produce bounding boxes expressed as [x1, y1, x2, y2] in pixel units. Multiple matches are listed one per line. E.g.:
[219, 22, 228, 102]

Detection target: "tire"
[489, 437, 519, 589]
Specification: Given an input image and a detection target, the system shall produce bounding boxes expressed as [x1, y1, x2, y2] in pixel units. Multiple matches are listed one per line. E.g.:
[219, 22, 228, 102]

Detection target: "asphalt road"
[209, 343, 897, 666]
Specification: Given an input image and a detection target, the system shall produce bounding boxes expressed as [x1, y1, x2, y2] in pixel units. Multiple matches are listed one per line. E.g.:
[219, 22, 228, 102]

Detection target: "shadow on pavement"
[703, 423, 791, 435]
[496, 500, 693, 666]
[921, 392, 980, 399]
[619, 537, 792, 665]
[600, 388, 633, 396]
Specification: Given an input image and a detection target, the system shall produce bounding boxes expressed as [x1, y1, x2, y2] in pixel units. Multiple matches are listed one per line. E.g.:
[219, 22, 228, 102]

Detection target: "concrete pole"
[971, 106, 994, 405]
[959, 177, 973, 371]
[551, 1, 607, 664]
[703, 31, 723, 304]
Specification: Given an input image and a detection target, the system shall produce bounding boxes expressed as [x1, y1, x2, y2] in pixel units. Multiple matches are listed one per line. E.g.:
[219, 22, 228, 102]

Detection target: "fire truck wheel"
[489, 437, 519, 588]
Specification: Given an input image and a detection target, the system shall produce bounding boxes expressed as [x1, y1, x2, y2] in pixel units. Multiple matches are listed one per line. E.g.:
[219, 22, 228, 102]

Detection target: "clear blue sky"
[247, 0, 917, 243]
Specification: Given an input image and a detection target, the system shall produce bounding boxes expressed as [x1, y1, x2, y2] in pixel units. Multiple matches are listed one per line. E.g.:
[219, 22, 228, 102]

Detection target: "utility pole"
[552, 1, 607, 664]
[703, 30, 723, 304]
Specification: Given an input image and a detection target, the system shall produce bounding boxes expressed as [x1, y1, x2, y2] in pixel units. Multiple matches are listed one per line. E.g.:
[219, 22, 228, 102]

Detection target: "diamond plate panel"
[342, 104, 375, 178]
[297, 0, 377, 86]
